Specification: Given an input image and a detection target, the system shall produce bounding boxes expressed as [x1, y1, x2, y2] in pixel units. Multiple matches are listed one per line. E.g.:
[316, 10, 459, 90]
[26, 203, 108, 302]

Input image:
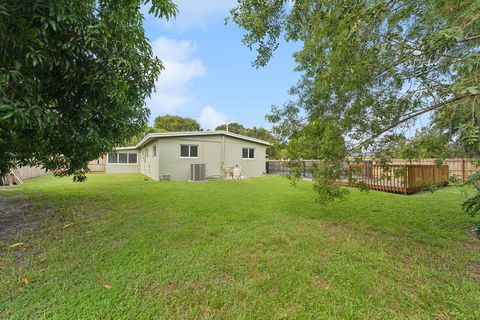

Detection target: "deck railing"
[266, 160, 450, 194]
[340, 164, 449, 194]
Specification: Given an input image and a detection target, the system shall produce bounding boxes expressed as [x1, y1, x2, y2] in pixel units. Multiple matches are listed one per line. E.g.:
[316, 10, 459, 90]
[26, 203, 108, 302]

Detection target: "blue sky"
[142, 0, 300, 130]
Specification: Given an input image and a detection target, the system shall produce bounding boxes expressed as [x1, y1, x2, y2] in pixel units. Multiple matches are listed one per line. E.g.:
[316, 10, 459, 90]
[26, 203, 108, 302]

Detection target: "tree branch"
[351, 93, 480, 150]
[461, 35, 480, 42]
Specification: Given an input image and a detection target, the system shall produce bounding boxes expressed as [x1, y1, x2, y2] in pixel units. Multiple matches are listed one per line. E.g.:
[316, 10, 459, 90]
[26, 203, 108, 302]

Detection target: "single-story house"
[104, 131, 271, 181]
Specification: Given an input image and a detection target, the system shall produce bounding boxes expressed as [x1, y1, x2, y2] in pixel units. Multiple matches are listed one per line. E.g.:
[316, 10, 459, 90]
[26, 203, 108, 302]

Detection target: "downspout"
[221, 135, 225, 175]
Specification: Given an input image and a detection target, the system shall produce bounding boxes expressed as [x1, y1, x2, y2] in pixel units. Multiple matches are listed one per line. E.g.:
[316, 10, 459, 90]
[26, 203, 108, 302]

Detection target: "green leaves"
[463, 173, 480, 219]
[153, 115, 201, 132]
[232, 0, 480, 209]
[147, 0, 178, 19]
[0, 0, 176, 179]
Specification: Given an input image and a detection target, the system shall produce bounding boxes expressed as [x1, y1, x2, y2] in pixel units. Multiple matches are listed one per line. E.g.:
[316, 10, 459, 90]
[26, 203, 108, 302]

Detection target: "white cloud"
[198, 106, 229, 130]
[147, 37, 206, 115]
[159, 0, 236, 31]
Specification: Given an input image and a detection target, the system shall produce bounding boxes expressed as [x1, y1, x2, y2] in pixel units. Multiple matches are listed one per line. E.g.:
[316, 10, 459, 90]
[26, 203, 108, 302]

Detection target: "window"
[107, 152, 138, 164]
[108, 153, 117, 164]
[119, 153, 128, 163]
[190, 145, 198, 157]
[128, 153, 137, 164]
[180, 145, 189, 157]
[242, 148, 255, 159]
[180, 145, 198, 158]
[153, 145, 157, 157]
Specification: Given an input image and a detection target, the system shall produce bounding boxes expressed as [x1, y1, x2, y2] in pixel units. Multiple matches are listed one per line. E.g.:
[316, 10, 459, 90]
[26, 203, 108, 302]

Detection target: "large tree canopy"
[153, 114, 202, 132]
[0, 0, 177, 181]
[231, 1, 480, 212]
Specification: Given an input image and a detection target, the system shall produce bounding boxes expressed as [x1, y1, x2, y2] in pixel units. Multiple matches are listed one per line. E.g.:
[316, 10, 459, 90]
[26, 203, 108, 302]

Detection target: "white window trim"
[107, 152, 139, 165]
[242, 148, 256, 160]
[179, 144, 199, 159]
[153, 145, 157, 158]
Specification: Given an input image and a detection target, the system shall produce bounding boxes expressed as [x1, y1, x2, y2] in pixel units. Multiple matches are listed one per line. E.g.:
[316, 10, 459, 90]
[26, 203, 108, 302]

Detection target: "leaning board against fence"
[0, 166, 46, 186]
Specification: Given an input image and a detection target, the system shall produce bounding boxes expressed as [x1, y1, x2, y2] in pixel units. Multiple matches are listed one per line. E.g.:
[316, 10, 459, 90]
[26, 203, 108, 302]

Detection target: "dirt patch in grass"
[161, 281, 180, 296]
[0, 195, 37, 242]
[313, 276, 331, 289]
[466, 261, 480, 279]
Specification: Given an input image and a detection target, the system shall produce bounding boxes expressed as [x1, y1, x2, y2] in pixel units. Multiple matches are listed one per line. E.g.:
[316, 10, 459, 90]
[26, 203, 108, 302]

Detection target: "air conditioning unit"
[159, 174, 171, 181]
[191, 164, 206, 181]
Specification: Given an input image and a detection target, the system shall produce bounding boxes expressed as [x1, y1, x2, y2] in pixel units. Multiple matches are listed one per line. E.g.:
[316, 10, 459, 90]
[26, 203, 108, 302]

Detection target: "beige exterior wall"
[103, 134, 268, 181]
[105, 150, 140, 174]
[139, 140, 160, 180]
[138, 135, 267, 181]
[223, 136, 267, 178]
[153, 135, 223, 181]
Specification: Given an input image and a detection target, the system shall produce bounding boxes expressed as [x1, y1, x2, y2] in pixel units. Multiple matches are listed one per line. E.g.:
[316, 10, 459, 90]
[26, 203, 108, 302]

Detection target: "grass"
[1, 174, 479, 319]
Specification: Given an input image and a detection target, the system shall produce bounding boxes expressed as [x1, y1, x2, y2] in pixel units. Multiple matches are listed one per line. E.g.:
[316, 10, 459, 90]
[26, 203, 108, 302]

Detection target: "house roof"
[134, 131, 272, 149]
[114, 146, 139, 151]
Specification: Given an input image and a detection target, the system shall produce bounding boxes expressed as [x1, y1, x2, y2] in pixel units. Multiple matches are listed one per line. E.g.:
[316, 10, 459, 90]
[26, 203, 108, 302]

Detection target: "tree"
[215, 122, 283, 158]
[393, 127, 470, 160]
[0, 0, 177, 181]
[125, 126, 165, 146]
[431, 101, 480, 157]
[154, 115, 202, 132]
[243, 126, 282, 158]
[215, 122, 246, 134]
[231, 1, 480, 212]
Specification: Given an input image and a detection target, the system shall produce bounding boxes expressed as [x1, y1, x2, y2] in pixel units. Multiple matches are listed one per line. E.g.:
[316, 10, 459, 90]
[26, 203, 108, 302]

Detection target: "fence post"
[461, 158, 465, 181]
[404, 165, 409, 194]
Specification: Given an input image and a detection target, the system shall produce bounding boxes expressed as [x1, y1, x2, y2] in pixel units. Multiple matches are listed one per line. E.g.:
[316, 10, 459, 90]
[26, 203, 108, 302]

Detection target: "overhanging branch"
[351, 93, 479, 150]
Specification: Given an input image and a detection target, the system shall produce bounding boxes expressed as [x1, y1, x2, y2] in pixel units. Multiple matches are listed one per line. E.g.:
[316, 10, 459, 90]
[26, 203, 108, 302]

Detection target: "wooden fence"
[388, 158, 478, 181]
[87, 156, 106, 172]
[267, 158, 478, 181]
[2, 157, 106, 185]
[266, 160, 452, 194]
[337, 164, 449, 194]
[1, 166, 46, 186]
[15, 166, 46, 179]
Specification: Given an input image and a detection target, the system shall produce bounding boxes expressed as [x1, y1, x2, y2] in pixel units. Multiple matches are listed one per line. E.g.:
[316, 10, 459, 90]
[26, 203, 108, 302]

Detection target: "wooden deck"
[338, 164, 449, 194]
[337, 177, 408, 194]
[266, 161, 450, 194]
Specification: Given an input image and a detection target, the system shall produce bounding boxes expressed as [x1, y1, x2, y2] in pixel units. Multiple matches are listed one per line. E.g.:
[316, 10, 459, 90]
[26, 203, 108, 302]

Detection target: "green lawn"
[1, 174, 479, 319]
